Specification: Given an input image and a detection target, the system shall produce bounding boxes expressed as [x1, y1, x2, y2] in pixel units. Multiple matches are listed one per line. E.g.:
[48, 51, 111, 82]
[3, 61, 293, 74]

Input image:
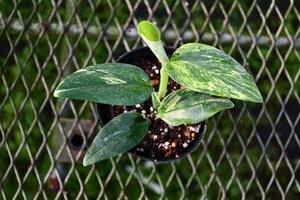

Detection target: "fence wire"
[0, 0, 300, 199]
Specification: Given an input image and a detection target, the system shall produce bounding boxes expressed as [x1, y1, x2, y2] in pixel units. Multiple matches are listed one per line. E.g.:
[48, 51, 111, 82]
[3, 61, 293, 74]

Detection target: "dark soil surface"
[113, 54, 205, 162]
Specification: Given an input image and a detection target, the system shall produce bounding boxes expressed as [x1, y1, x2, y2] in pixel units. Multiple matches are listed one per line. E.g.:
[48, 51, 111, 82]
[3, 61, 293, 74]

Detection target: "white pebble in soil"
[163, 142, 170, 149]
[141, 114, 147, 119]
[183, 142, 188, 148]
[155, 69, 159, 74]
[188, 126, 196, 131]
[135, 104, 141, 108]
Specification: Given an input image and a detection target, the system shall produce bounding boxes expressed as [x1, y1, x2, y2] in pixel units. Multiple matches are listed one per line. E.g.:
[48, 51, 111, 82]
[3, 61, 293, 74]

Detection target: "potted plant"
[54, 21, 262, 165]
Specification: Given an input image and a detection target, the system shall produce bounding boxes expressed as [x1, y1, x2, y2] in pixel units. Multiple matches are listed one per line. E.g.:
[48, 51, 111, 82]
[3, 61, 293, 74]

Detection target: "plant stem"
[140, 39, 169, 100]
[158, 63, 168, 99]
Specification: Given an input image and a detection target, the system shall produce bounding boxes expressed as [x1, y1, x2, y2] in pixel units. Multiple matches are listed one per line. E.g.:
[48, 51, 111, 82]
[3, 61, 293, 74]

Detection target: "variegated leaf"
[157, 89, 234, 126]
[166, 43, 263, 102]
[83, 112, 149, 165]
[54, 63, 153, 106]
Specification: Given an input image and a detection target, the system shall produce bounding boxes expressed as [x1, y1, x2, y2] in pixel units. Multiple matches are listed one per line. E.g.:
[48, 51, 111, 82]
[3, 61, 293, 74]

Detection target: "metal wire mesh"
[1, 0, 299, 199]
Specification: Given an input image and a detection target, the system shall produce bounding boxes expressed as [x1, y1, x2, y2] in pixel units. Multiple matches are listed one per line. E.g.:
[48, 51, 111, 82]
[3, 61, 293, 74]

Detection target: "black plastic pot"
[96, 47, 206, 163]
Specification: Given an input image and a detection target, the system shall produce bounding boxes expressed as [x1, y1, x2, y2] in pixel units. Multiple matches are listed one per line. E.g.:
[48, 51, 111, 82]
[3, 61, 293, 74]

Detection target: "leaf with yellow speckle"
[166, 43, 263, 103]
[157, 89, 234, 126]
[54, 63, 153, 106]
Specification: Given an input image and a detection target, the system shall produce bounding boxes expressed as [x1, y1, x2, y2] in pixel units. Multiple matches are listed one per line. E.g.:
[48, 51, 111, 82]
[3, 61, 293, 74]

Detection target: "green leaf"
[138, 21, 169, 64]
[83, 112, 149, 165]
[157, 89, 234, 126]
[138, 21, 160, 42]
[166, 43, 263, 103]
[151, 92, 161, 109]
[54, 63, 153, 106]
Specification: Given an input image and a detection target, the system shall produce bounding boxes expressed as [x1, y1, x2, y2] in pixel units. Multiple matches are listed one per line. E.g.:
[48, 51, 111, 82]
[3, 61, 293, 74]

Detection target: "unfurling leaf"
[83, 112, 149, 165]
[157, 89, 234, 126]
[138, 21, 169, 64]
[54, 63, 153, 106]
[166, 43, 263, 102]
[138, 21, 160, 42]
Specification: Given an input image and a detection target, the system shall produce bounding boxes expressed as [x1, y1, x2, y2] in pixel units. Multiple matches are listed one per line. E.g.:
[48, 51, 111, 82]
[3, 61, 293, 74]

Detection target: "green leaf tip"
[138, 21, 160, 42]
[82, 155, 89, 166]
[252, 89, 263, 103]
[54, 81, 67, 98]
[53, 88, 60, 98]
[83, 112, 149, 166]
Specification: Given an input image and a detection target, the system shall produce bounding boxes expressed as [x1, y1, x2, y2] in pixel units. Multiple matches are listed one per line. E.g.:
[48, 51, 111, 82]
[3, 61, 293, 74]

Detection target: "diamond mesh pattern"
[1, 0, 300, 199]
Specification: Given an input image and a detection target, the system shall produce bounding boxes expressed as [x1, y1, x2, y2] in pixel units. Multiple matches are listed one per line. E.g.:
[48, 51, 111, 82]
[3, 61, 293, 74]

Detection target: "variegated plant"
[54, 21, 262, 165]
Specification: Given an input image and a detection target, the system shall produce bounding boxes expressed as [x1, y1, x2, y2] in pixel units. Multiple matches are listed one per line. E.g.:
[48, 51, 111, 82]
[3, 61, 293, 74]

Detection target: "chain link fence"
[1, 0, 299, 199]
